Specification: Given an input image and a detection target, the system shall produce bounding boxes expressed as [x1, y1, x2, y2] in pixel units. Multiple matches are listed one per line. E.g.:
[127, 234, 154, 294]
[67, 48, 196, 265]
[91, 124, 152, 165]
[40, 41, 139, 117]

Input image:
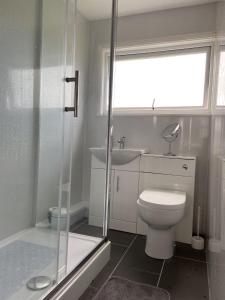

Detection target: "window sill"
[111, 108, 211, 116]
[211, 107, 225, 115]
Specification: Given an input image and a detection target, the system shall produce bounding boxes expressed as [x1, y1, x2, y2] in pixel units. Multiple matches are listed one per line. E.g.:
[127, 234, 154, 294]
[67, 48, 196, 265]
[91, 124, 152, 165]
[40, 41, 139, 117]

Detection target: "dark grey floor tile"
[70, 218, 88, 232]
[72, 224, 103, 238]
[120, 235, 163, 274]
[108, 230, 136, 246]
[114, 266, 159, 286]
[91, 244, 127, 289]
[91, 262, 116, 290]
[72, 224, 135, 247]
[159, 257, 209, 300]
[175, 242, 206, 262]
[79, 287, 97, 300]
[110, 243, 127, 263]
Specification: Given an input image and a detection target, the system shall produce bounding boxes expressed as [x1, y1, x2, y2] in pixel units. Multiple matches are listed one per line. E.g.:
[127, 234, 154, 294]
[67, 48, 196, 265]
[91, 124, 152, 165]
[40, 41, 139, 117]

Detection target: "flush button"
[182, 164, 188, 170]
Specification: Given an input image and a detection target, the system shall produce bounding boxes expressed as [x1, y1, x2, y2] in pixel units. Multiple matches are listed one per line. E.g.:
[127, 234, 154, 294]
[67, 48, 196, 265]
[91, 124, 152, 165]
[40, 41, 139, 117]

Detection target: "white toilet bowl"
[137, 189, 186, 259]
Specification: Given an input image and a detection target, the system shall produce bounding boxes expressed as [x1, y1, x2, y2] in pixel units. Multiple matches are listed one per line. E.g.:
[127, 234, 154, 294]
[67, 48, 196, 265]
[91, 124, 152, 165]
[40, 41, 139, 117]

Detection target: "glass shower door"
[0, 0, 70, 299]
[34, 0, 83, 291]
[0, 0, 115, 299]
[61, 0, 116, 278]
[57, 0, 77, 278]
[33, 0, 70, 297]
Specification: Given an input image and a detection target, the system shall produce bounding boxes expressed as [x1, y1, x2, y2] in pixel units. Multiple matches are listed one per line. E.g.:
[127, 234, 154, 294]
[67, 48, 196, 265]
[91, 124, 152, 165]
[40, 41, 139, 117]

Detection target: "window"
[112, 47, 210, 113]
[216, 47, 225, 106]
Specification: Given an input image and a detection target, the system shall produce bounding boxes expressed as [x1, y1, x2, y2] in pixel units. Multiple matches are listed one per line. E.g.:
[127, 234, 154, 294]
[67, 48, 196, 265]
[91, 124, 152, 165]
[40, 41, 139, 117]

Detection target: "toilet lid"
[139, 189, 186, 210]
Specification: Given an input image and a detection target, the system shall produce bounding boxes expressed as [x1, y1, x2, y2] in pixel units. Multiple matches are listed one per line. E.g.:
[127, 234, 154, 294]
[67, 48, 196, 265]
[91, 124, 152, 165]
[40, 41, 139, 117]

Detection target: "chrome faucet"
[117, 136, 126, 149]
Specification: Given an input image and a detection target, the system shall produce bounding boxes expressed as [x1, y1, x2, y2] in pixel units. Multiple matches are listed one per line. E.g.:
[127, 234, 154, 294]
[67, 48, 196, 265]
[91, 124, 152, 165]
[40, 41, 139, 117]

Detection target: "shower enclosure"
[0, 0, 116, 299]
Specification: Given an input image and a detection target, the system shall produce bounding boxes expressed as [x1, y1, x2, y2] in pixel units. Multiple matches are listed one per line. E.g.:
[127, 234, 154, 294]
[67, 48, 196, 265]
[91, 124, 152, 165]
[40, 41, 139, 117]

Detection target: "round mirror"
[162, 123, 181, 156]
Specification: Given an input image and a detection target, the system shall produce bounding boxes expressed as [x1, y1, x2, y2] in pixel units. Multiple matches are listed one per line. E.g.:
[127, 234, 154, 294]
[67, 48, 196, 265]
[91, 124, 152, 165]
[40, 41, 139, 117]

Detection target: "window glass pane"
[217, 50, 225, 106]
[113, 50, 208, 109]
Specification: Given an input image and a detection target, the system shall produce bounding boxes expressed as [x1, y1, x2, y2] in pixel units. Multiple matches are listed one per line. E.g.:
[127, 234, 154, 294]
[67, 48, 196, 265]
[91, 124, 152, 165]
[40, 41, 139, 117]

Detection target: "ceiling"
[78, 0, 217, 20]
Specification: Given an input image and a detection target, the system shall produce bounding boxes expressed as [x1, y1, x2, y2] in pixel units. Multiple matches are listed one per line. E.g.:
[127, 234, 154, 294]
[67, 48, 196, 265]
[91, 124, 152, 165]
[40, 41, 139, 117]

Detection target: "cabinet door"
[89, 169, 106, 219]
[89, 168, 114, 220]
[112, 171, 139, 222]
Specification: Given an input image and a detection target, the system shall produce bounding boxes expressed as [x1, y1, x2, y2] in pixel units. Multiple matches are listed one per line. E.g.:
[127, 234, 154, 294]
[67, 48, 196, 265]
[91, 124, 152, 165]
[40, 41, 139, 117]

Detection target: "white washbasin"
[90, 147, 147, 165]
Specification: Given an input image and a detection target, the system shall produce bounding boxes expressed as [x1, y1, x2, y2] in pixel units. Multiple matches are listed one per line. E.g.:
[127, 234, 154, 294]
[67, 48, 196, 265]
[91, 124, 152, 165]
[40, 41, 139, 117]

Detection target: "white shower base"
[0, 227, 102, 300]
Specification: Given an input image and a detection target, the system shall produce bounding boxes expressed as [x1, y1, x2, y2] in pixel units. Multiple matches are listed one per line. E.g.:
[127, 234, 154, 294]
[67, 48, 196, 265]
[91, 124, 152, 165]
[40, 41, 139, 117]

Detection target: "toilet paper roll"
[192, 236, 204, 250]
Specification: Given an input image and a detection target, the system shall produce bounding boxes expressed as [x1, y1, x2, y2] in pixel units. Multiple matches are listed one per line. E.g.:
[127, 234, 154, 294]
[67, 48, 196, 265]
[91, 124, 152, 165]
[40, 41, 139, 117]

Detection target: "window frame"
[101, 40, 213, 116]
[212, 42, 225, 115]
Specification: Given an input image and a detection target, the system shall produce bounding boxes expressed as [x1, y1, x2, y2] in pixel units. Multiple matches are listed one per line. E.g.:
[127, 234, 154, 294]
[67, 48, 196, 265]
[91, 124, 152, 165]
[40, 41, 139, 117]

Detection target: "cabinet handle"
[116, 176, 120, 192]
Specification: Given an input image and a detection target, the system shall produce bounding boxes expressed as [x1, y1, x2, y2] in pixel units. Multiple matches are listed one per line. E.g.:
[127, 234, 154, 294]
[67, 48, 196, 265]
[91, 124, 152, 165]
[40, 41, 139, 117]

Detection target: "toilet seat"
[139, 189, 186, 211]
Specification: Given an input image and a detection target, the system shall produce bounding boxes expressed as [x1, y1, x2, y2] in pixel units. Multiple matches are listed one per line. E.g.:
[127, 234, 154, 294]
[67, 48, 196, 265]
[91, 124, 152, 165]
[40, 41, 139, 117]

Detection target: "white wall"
[81, 14, 112, 206]
[116, 3, 216, 42]
[36, 0, 68, 223]
[0, 0, 40, 239]
[0, 0, 88, 238]
[35, 3, 90, 222]
[84, 3, 217, 234]
[70, 12, 90, 206]
[207, 116, 225, 300]
[207, 2, 225, 299]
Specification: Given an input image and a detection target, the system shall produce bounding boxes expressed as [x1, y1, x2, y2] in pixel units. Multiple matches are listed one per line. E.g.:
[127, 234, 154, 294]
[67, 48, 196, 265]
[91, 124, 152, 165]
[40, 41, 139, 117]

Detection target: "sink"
[90, 147, 147, 165]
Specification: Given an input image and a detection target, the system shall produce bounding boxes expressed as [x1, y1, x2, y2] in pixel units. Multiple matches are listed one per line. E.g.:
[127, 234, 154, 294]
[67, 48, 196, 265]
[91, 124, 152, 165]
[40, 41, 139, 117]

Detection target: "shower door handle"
[116, 176, 120, 192]
[65, 70, 79, 117]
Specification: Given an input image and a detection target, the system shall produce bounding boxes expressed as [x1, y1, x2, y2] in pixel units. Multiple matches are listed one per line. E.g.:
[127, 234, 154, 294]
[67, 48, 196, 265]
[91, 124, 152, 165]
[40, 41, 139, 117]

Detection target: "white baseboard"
[110, 219, 136, 234]
[89, 215, 103, 227]
[89, 216, 136, 234]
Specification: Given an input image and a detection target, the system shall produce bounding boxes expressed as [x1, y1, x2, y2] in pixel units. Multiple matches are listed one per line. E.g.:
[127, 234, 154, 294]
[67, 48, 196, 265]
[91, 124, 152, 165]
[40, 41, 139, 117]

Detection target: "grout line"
[157, 260, 165, 287]
[89, 284, 98, 290]
[93, 235, 138, 297]
[206, 262, 212, 300]
[174, 255, 207, 264]
[110, 241, 133, 248]
[111, 235, 138, 273]
[122, 265, 161, 276]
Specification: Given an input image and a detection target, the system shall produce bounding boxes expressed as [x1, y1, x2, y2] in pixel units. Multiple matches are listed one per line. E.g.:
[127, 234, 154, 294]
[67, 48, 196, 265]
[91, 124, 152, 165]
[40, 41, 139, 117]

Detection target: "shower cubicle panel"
[0, 0, 69, 299]
[0, 0, 115, 299]
[35, 0, 70, 287]
[65, 0, 115, 266]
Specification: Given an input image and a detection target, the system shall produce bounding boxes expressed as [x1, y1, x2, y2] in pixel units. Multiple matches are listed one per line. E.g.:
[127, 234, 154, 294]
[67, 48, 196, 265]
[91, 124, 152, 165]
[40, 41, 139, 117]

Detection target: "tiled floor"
[72, 223, 209, 300]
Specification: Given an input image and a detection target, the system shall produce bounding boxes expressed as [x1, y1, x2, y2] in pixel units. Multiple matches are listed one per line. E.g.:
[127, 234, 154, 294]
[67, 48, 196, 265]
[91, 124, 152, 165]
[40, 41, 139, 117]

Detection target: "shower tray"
[0, 227, 102, 300]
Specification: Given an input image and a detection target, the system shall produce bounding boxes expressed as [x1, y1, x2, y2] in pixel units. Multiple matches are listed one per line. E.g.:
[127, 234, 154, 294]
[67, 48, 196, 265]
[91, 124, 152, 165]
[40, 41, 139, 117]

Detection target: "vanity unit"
[89, 152, 141, 233]
[89, 152, 196, 244]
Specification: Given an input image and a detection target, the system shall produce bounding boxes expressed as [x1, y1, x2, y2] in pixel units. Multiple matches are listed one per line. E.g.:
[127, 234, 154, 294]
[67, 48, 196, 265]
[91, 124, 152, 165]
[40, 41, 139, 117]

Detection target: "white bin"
[49, 207, 68, 230]
[49, 202, 87, 230]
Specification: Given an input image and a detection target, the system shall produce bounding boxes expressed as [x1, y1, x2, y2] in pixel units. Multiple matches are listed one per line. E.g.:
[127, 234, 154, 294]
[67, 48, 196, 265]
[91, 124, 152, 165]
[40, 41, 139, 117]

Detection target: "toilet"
[137, 189, 186, 259]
